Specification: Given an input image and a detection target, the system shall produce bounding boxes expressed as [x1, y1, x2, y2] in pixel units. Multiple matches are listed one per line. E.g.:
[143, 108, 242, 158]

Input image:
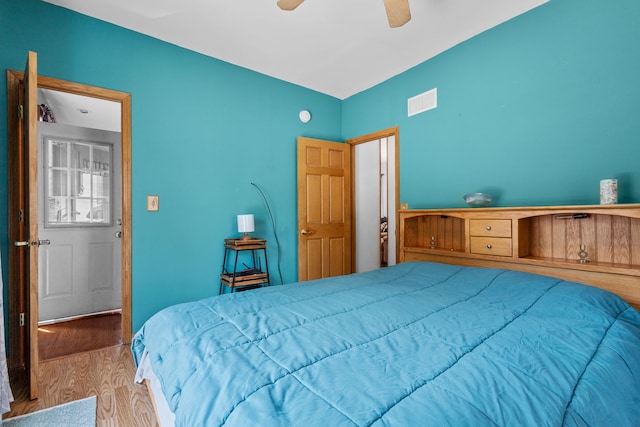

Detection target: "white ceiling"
[44, 0, 548, 100]
[38, 88, 121, 132]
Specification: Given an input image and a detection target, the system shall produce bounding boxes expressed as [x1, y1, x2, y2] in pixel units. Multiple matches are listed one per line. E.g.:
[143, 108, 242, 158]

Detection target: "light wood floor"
[5, 345, 159, 426]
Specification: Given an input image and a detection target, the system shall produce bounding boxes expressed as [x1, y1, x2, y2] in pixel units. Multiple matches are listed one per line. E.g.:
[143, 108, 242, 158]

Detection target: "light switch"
[147, 195, 159, 212]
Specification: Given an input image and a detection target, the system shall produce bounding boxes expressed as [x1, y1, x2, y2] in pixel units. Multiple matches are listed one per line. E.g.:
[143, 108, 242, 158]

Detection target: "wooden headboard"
[398, 204, 640, 311]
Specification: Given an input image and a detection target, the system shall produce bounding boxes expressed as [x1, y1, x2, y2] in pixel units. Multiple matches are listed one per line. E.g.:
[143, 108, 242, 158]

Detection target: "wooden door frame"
[6, 70, 133, 370]
[346, 126, 400, 270]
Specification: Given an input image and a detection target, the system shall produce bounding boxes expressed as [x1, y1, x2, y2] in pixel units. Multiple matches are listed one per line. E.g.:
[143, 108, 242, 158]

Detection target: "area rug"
[3, 395, 96, 427]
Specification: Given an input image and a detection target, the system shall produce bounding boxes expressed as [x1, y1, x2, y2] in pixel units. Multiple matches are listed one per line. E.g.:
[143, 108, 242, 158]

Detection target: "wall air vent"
[407, 88, 437, 117]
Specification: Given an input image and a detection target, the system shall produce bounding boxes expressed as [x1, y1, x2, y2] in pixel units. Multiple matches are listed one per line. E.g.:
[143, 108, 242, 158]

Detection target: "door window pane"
[44, 137, 113, 227]
[50, 169, 68, 196]
[48, 141, 68, 167]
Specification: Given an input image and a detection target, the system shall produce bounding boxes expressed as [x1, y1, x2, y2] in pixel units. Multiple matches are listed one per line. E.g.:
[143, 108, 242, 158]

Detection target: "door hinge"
[18, 209, 24, 223]
[18, 104, 23, 119]
[19, 313, 25, 327]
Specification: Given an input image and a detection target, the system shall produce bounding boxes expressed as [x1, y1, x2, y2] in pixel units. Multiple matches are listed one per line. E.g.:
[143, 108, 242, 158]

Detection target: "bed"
[132, 261, 640, 426]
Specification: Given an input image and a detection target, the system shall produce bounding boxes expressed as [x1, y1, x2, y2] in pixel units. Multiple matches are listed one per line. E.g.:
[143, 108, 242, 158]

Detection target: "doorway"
[6, 66, 132, 386]
[347, 127, 399, 273]
[36, 89, 123, 360]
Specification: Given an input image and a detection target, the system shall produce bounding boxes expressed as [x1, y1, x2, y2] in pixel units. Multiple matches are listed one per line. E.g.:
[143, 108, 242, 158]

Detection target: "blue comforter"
[132, 262, 640, 426]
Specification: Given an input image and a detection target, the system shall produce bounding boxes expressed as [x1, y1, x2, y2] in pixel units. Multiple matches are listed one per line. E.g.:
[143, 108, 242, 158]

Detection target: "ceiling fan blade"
[277, 0, 305, 11]
[383, 0, 411, 28]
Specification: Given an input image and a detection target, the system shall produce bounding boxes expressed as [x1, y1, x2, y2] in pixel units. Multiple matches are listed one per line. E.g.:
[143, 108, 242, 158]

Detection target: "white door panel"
[355, 141, 381, 273]
[40, 228, 121, 319]
[89, 242, 114, 292]
[41, 243, 73, 298]
[386, 136, 397, 266]
[37, 121, 121, 322]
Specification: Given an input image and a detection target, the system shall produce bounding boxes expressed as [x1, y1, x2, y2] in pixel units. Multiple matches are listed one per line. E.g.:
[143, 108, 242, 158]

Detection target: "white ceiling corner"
[43, 0, 549, 100]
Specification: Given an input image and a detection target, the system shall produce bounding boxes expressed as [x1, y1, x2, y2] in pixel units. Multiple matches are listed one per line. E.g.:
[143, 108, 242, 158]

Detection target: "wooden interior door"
[297, 137, 352, 281]
[8, 51, 41, 399]
[6, 52, 133, 400]
[24, 51, 40, 400]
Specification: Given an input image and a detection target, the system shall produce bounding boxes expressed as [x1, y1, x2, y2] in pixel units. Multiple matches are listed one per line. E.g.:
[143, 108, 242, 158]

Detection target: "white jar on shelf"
[600, 179, 618, 205]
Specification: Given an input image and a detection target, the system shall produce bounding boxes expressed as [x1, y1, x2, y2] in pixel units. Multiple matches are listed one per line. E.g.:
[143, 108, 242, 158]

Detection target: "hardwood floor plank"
[7, 314, 156, 425]
[39, 313, 122, 360]
[5, 345, 158, 426]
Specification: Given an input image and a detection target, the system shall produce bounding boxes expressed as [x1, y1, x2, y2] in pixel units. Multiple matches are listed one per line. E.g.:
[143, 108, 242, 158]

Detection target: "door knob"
[115, 231, 122, 238]
[14, 239, 50, 247]
[300, 229, 314, 235]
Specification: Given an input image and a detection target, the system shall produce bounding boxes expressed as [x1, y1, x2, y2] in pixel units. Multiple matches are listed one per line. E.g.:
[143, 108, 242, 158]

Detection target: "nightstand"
[220, 238, 270, 293]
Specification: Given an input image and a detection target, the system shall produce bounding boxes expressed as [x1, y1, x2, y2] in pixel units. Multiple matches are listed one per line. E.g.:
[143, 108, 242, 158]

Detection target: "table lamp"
[237, 214, 255, 240]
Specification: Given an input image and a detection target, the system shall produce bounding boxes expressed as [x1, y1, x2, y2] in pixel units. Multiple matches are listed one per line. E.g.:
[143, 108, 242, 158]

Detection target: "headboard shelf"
[515, 256, 640, 275]
[399, 204, 640, 310]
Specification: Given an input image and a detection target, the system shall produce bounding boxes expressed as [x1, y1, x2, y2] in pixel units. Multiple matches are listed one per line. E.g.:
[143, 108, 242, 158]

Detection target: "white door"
[354, 135, 397, 273]
[37, 121, 122, 321]
[355, 140, 381, 272]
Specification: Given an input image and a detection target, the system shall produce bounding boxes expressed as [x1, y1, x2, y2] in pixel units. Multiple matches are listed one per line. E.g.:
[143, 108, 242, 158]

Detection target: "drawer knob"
[486, 244, 492, 249]
[486, 226, 492, 231]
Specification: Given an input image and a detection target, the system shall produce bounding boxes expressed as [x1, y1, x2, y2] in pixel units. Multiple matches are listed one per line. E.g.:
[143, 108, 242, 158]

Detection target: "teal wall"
[343, 0, 640, 209]
[1, 0, 639, 332]
[0, 0, 341, 331]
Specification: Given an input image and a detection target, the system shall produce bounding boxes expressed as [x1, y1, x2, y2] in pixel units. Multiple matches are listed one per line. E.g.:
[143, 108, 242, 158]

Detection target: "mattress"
[132, 261, 640, 426]
[135, 350, 175, 427]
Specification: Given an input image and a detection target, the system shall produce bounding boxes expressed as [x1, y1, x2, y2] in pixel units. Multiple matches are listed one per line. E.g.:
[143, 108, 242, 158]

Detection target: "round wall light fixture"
[299, 110, 311, 123]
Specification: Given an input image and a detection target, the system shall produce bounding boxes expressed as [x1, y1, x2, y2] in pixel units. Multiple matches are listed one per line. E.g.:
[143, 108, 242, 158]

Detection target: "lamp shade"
[237, 214, 255, 233]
